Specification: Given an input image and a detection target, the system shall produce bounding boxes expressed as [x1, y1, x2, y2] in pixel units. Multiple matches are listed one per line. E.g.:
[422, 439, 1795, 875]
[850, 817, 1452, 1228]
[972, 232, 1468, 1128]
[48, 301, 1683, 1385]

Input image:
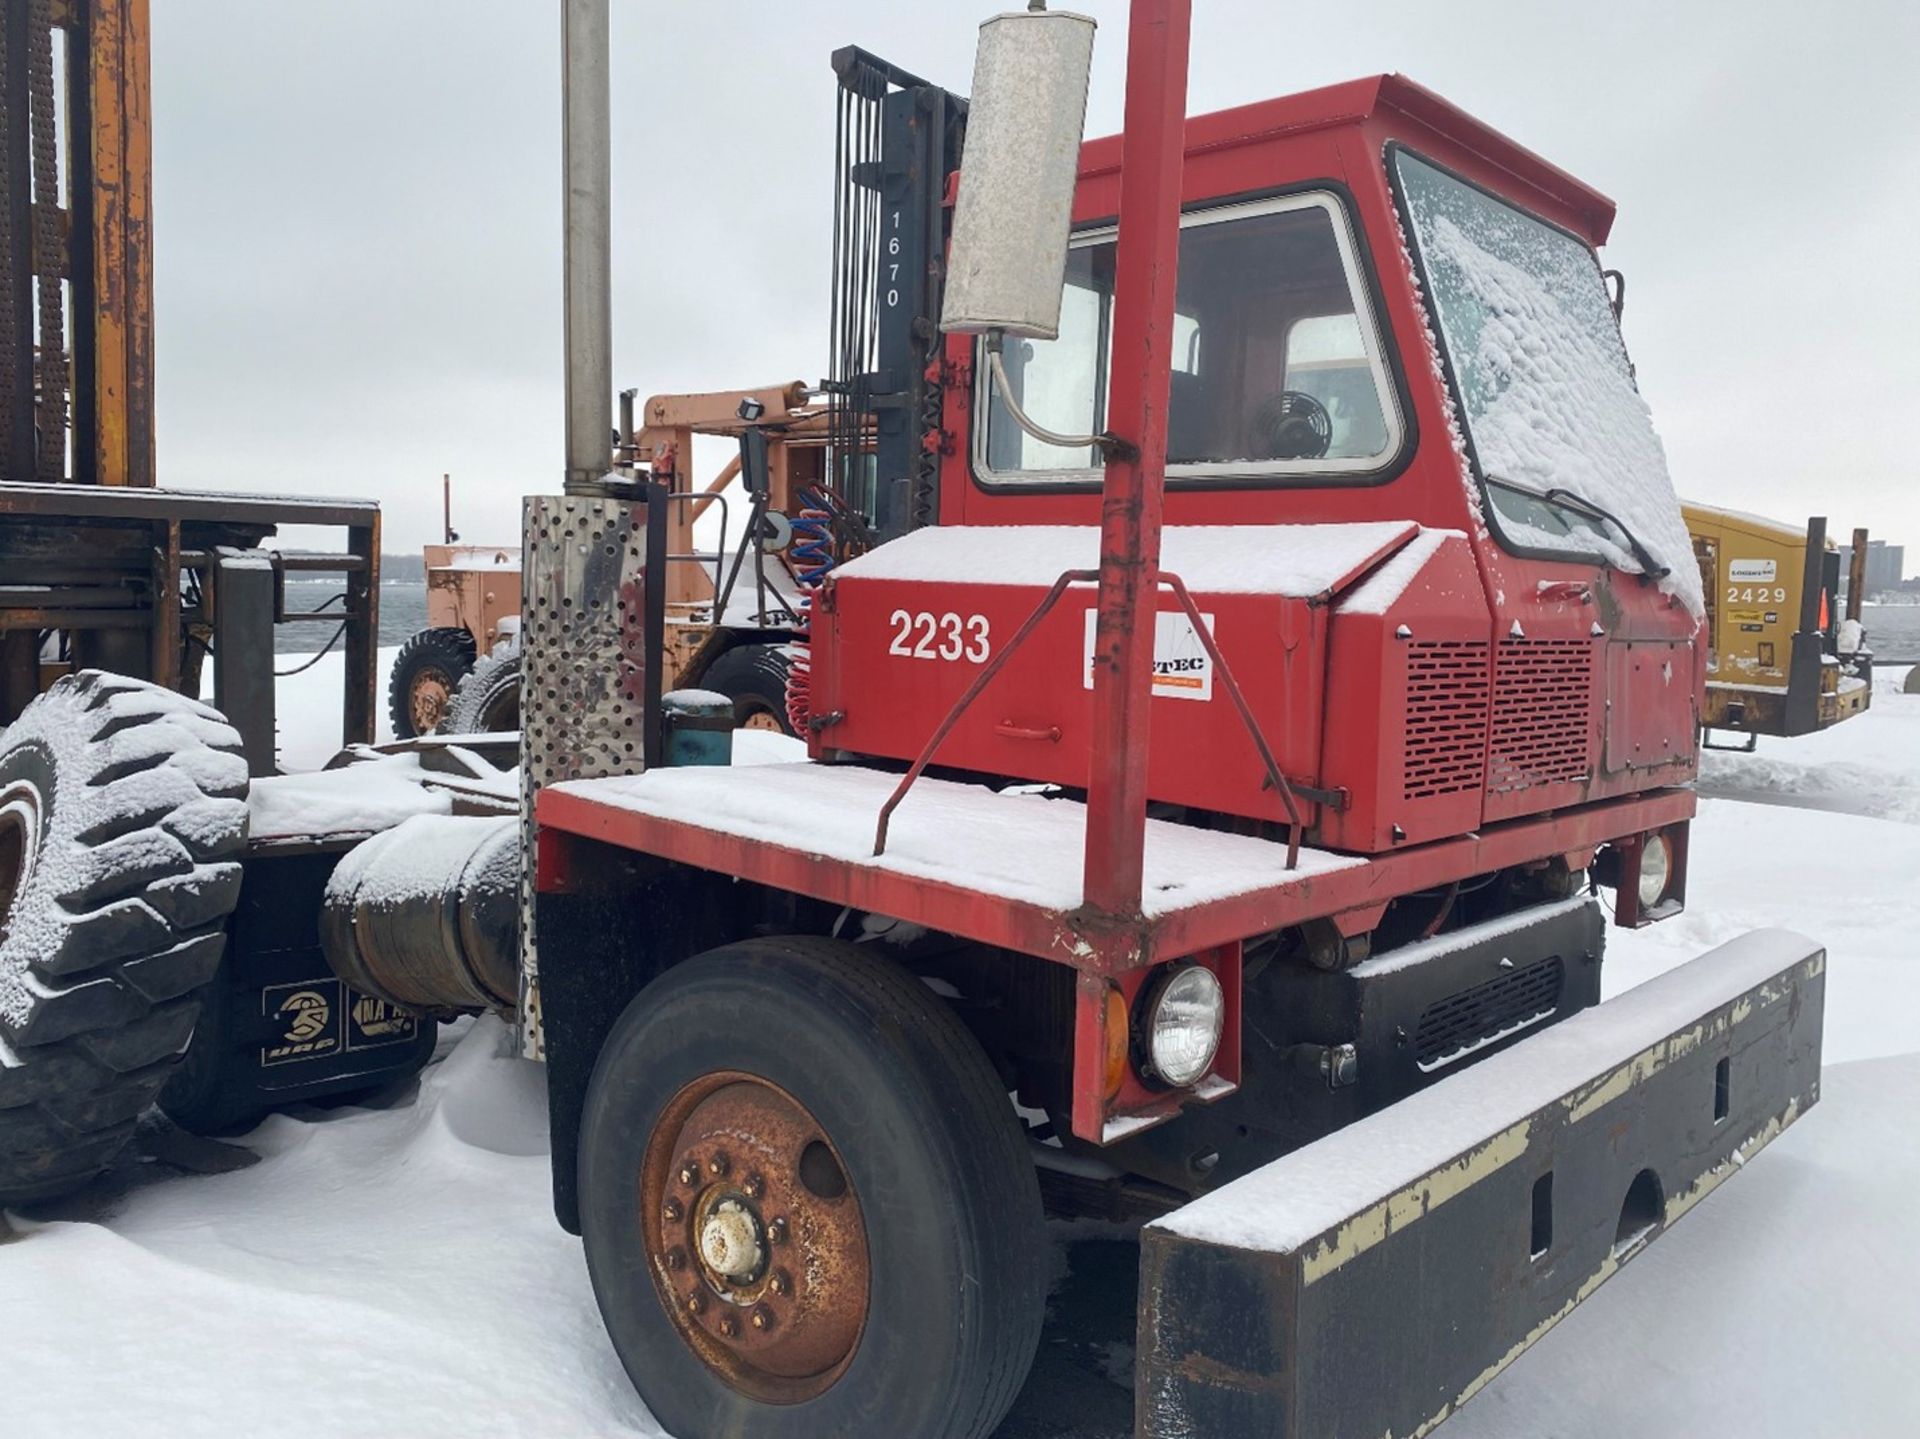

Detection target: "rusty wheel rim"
[641, 1071, 870, 1404]
[409, 667, 453, 733]
[0, 780, 44, 947]
[740, 709, 785, 735]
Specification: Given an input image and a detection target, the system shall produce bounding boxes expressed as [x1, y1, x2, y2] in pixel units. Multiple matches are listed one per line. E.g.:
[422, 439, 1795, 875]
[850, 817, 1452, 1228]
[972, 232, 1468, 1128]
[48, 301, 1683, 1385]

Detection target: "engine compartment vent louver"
[1415, 954, 1565, 1072]
[1401, 641, 1491, 800]
[1488, 639, 1595, 794]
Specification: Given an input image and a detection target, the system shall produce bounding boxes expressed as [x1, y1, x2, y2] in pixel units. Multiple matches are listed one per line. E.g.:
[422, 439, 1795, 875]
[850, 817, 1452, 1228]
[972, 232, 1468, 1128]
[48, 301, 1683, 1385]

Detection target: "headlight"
[1638, 832, 1674, 910]
[1144, 965, 1224, 1089]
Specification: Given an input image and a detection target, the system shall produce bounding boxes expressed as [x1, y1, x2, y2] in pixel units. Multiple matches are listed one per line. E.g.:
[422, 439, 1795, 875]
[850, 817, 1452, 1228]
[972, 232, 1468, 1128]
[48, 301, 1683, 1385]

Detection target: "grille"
[1415, 956, 1565, 1072]
[1488, 640, 1594, 793]
[1401, 641, 1490, 800]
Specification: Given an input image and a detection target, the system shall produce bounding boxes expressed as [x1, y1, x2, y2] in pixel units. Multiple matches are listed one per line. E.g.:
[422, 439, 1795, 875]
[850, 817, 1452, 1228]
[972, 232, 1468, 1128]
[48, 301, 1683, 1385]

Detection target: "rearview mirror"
[940, 8, 1097, 342]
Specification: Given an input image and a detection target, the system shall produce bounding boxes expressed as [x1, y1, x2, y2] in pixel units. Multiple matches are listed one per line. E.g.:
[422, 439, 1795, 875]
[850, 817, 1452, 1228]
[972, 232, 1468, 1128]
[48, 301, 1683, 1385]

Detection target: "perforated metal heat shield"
[517, 494, 652, 1058]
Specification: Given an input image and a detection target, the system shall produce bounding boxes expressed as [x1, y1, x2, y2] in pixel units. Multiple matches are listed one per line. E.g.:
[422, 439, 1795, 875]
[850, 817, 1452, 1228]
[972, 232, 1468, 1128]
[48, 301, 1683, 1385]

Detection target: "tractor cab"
[814, 74, 1704, 873]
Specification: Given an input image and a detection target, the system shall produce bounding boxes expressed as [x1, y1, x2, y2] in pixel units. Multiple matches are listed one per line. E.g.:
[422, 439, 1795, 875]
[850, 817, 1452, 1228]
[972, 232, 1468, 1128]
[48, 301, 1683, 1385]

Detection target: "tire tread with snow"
[0, 672, 249, 1204]
[438, 642, 521, 736]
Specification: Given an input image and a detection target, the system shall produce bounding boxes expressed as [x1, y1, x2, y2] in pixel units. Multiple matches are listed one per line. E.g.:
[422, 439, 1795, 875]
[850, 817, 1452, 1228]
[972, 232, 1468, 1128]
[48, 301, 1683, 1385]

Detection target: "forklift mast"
[824, 47, 965, 544]
[0, 0, 379, 756]
[1, 0, 153, 488]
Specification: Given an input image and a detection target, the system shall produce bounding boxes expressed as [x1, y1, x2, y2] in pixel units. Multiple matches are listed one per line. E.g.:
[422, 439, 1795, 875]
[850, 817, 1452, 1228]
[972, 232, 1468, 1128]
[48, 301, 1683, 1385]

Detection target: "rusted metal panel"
[1135, 932, 1825, 1439]
[83, 0, 154, 487]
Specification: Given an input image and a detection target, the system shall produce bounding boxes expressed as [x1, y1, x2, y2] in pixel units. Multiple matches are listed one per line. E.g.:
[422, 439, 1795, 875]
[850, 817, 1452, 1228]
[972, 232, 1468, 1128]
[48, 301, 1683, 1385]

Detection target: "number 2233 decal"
[888, 610, 991, 663]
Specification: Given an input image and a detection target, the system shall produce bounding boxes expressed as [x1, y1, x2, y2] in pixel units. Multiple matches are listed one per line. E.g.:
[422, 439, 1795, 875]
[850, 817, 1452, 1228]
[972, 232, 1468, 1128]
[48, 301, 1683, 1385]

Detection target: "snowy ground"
[3, 665, 1917, 1437]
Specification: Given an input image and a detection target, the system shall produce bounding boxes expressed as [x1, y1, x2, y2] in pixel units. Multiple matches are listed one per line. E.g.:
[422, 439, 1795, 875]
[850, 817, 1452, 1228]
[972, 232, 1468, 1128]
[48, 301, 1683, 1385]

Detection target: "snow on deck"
[551, 761, 1361, 918]
[833, 521, 1418, 597]
[1156, 927, 1821, 1253]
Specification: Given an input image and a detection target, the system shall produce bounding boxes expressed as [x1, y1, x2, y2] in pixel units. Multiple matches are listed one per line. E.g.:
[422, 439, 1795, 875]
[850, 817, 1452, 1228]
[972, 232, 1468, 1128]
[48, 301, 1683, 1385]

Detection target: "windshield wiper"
[1484, 474, 1671, 584]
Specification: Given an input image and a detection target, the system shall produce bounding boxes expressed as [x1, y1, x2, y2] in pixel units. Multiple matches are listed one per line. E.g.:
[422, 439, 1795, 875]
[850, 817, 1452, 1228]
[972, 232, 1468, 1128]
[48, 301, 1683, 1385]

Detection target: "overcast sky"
[150, 1, 1919, 570]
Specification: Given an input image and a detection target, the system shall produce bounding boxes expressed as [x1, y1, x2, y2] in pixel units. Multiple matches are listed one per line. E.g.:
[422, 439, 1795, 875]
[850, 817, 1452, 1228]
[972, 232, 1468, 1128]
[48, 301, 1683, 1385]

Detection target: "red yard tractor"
[1, 5, 1824, 1439]
[519, 7, 1822, 1438]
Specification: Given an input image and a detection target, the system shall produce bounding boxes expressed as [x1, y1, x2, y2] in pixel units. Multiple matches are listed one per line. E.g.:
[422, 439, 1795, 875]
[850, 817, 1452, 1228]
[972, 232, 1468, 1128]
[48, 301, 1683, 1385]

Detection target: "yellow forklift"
[1685, 501, 1873, 747]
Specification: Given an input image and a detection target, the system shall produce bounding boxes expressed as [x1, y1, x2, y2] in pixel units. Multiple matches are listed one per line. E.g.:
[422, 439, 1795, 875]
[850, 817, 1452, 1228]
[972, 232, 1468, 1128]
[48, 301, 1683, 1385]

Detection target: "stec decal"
[1083, 609, 1215, 702]
[261, 980, 344, 1066]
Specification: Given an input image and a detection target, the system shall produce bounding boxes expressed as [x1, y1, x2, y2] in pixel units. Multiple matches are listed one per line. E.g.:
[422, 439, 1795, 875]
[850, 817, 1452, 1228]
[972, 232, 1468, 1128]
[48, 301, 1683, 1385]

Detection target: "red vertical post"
[1081, 0, 1192, 918]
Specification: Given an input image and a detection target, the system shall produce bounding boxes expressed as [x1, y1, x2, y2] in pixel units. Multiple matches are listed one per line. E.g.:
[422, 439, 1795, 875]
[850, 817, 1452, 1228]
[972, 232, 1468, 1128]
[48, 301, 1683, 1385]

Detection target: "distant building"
[1837, 539, 1906, 598]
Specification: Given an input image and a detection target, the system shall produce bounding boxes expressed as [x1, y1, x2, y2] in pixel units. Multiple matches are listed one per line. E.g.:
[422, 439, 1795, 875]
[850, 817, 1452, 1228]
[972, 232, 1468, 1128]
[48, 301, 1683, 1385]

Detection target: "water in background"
[1866, 603, 1920, 656]
[276, 578, 429, 655]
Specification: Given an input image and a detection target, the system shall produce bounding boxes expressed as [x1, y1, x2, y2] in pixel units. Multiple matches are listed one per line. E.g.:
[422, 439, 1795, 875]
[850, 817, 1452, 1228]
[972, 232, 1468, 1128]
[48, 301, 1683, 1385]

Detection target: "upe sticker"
[1083, 609, 1215, 702]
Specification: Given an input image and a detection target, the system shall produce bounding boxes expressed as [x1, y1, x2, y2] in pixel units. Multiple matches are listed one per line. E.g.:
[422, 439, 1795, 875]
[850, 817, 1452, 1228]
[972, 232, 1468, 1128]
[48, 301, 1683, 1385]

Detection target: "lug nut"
[769, 1270, 791, 1297]
[686, 1292, 705, 1315]
[665, 1248, 686, 1271]
[751, 1306, 774, 1331]
[708, 1152, 731, 1177]
[678, 1164, 699, 1186]
[719, 1315, 739, 1338]
[662, 1198, 683, 1222]
[767, 1217, 788, 1245]
[743, 1173, 765, 1199]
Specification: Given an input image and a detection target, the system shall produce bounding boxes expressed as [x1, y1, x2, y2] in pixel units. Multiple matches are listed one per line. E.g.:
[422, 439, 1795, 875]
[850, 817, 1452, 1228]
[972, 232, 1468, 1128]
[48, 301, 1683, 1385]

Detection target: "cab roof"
[1079, 73, 1618, 245]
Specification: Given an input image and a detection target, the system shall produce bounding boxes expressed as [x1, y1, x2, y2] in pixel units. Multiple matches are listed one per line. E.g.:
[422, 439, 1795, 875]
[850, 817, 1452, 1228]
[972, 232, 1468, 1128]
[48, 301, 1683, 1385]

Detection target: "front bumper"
[1135, 929, 1825, 1439]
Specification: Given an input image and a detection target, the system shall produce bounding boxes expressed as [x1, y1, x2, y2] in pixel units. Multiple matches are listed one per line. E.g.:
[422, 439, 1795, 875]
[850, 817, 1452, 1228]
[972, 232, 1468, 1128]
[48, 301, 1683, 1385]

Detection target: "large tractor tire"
[0, 673, 249, 1205]
[699, 644, 795, 735]
[387, 627, 476, 739]
[439, 643, 521, 736]
[579, 937, 1047, 1439]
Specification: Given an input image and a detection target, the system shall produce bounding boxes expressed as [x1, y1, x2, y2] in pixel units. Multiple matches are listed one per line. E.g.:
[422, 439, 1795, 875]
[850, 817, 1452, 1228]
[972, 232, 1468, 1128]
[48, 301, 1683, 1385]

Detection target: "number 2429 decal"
[888, 610, 991, 663]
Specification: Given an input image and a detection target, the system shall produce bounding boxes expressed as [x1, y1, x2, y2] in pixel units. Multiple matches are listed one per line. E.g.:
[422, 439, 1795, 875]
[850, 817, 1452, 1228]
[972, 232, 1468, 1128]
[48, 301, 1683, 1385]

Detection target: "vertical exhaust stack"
[521, 0, 651, 1058]
[562, 0, 614, 496]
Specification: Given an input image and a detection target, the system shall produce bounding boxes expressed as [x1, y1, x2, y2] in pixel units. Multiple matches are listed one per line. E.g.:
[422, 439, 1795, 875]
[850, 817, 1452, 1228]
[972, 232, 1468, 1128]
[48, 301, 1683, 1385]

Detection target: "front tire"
[579, 937, 1045, 1439]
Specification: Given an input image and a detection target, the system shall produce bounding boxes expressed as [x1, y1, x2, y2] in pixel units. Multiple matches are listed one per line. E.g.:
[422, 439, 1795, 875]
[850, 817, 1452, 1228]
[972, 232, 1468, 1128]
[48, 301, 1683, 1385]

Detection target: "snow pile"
[249, 752, 456, 840]
[1397, 153, 1701, 617]
[1694, 684, 1920, 827]
[1, 1018, 668, 1438]
[835, 521, 1418, 598]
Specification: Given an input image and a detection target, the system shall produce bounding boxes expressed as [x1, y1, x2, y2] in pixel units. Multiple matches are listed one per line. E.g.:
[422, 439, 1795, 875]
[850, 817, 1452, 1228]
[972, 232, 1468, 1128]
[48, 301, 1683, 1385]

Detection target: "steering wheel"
[1252, 390, 1333, 461]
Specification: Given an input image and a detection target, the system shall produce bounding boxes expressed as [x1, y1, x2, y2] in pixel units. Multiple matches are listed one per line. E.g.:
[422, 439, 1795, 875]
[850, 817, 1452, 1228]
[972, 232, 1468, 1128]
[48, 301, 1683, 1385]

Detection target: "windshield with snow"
[1393, 149, 1701, 612]
[977, 192, 1403, 483]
